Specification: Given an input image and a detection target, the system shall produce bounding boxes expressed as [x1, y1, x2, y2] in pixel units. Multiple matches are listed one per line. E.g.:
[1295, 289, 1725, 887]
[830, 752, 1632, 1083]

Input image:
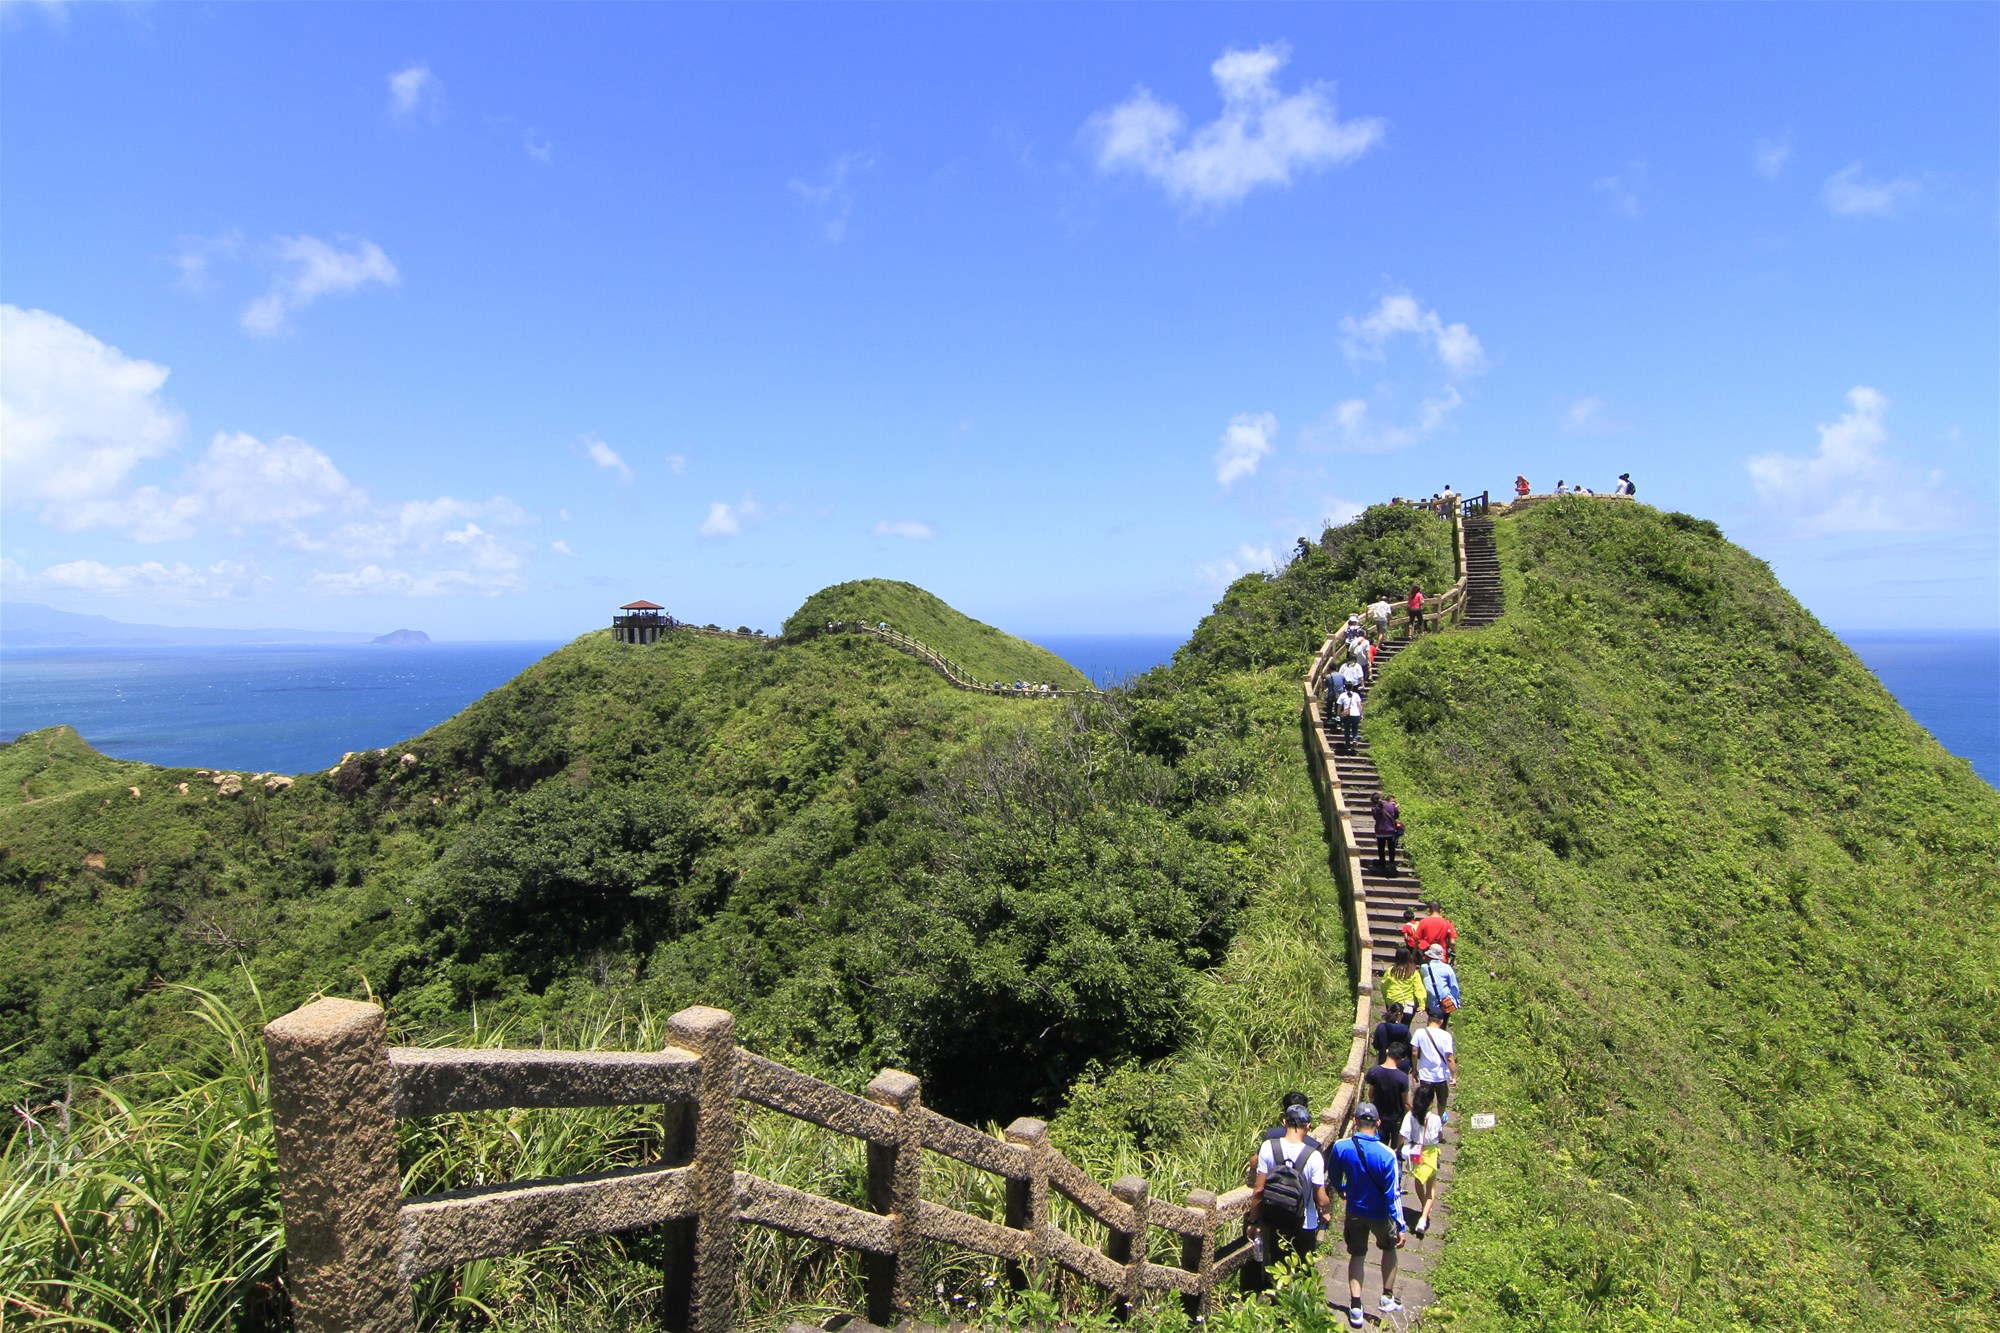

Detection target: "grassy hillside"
[0, 722, 150, 805]
[784, 578, 1089, 687]
[1364, 500, 2000, 1330]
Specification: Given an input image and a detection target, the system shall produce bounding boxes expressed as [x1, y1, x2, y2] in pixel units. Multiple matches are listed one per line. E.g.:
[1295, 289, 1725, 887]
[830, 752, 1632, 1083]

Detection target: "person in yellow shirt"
[1381, 946, 1425, 1016]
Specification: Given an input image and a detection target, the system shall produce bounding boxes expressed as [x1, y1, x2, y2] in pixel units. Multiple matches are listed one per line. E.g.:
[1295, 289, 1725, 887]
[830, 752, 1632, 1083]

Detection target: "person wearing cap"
[1420, 943, 1463, 1028]
[1259, 1092, 1324, 1153]
[1348, 626, 1372, 680]
[1248, 1103, 1330, 1272]
[1614, 472, 1634, 497]
[1329, 1103, 1406, 1326]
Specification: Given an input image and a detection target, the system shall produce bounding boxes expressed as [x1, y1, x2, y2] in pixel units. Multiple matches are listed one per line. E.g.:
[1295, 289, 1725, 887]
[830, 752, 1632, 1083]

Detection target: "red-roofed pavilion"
[612, 599, 674, 643]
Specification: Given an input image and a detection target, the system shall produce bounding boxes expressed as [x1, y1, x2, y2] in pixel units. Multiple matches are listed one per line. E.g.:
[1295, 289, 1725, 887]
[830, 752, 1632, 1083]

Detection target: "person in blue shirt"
[1420, 943, 1463, 1028]
[1328, 1103, 1406, 1327]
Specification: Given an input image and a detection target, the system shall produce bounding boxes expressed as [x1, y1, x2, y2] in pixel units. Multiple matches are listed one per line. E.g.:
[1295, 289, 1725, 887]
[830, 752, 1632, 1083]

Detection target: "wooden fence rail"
[266, 997, 1293, 1333]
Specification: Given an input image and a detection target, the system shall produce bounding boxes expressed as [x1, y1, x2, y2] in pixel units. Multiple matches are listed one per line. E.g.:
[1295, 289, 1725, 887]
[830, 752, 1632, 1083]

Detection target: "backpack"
[1627, 481, 1637, 496]
[1259, 1140, 1315, 1228]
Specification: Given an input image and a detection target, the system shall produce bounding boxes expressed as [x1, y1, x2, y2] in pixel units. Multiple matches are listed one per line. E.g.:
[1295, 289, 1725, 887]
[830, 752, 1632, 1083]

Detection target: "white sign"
[1469, 1112, 1496, 1130]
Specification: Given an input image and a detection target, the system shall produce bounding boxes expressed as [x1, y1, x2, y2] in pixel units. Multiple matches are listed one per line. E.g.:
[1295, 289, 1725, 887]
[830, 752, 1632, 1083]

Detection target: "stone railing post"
[1183, 1189, 1217, 1320]
[663, 1007, 738, 1333]
[1003, 1117, 1051, 1292]
[263, 998, 413, 1333]
[1107, 1174, 1149, 1320]
[863, 1070, 924, 1324]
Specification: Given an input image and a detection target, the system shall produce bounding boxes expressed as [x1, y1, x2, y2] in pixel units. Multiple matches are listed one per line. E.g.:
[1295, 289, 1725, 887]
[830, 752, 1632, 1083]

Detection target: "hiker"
[1515, 474, 1531, 498]
[1339, 654, 1364, 697]
[1329, 1103, 1406, 1326]
[1410, 1017, 1458, 1124]
[1371, 1003, 1412, 1066]
[1363, 1044, 1412, 1151]
[1248, 1103, 1330, 1271]
[1336, 684, 1363, 754]
[1367, 594, 1393, 642]
[1406, 584, 1426, 638]
[1382, 947, 1425, 1018]
[1614, 472, 1635, 497]
[1400, 1100, 1444, 1236]
[1348, 630, 1372, 681]
[1260, 1091, 1324, 1153]
[1555, 479, 1568, 496]
[1412, 901, 1457, 963]
[1398, 909, 1422, 957]
[1371, 792, 1402, 874]
[1420, 943, 1463, 1029]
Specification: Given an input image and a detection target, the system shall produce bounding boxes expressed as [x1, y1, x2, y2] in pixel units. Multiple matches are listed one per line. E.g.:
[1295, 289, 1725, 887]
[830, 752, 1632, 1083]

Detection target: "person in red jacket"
[1411, 902, 1457, 963]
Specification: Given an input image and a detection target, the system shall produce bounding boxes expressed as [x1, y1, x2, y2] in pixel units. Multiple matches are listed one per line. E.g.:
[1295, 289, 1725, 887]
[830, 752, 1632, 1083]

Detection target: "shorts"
[1413, 1080, 1450, 1120]
[1343, 1213, 1398, 1257]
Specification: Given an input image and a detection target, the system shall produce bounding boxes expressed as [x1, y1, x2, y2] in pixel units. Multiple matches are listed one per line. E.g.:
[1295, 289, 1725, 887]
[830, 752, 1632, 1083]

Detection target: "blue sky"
[2, 3, 1994, 640]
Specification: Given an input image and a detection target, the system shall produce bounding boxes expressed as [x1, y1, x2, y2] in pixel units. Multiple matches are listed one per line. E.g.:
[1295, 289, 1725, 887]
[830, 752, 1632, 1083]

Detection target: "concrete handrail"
[267, 1001, 1249, 1331]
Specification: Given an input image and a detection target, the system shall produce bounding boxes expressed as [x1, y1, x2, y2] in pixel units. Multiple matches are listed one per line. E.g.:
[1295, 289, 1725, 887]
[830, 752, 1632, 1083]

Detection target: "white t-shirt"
[1350, 637, 1371, 665]
[1255, 1137, 1327, 1231]
[1368, 600, 1392, 622]
[1398, 1110, 1443, 1165]
[1340, 661, 1364, 689]
[1338, 690, 1363, 718]
[1412, 1025, 1454, 1083]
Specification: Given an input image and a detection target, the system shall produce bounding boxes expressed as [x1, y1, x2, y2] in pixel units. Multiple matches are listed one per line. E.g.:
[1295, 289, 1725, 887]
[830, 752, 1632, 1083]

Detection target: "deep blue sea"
[0, 632, 1991, 786]
[0, 643, 561, 775]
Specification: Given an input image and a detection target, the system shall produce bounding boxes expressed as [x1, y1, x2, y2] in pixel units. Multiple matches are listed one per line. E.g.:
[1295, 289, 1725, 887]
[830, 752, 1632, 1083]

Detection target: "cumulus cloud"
[1821, 163, 1922, 217]
[1745, 387, 1952, 537]
[1214, 411, 1277, 487]
[790, 153, 873, 242]
[1, 555, 266, 601]
[241, 235, 399, 336]
[387, 63, 443, 120]
[582, 434, 633, 483]
[1088, 43, 1384, 209]
[551, 539, 574, 557]
[872, 519, 936, 539]
[1593, 160, 1649, 218]
[1753, 130, 1793, 180]
[1340, 294, 1487, 376]
[699, 496, 764, 538]
[1, 305, 186, 514]
[1196, 542, 1278, 588]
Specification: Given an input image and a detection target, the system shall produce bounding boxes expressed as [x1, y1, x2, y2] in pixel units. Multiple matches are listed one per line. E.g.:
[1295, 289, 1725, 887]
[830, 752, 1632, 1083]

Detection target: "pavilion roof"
[620, 599, 666, 610]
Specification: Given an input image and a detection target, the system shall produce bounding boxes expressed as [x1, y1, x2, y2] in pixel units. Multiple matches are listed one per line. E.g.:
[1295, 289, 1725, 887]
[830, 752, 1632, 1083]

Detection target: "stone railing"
[266, 998, 1329, 1333]
[798, 621, 1100, 698]
[1297, 504, 1468, 1135]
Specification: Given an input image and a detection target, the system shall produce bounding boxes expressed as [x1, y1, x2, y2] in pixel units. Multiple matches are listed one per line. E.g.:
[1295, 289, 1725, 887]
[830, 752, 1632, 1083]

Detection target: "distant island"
[370, 629, 431, 645]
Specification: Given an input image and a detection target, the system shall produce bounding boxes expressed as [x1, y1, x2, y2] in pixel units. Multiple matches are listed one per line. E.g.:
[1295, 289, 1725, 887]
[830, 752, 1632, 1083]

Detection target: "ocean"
[0, 632, 1992, 786]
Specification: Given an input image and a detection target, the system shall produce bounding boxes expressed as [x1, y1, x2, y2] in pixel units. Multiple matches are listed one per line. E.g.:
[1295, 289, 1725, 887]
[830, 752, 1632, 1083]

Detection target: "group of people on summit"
[1245, 903, 1465, 1328]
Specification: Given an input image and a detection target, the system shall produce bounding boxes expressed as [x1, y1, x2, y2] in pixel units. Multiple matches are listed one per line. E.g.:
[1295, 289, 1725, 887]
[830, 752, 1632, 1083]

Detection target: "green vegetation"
[1365, 499, 2000, 1330]
[784, 578, 1090, 687]
[0, 722, 149, 806]
[0, 507, 1451, 1330]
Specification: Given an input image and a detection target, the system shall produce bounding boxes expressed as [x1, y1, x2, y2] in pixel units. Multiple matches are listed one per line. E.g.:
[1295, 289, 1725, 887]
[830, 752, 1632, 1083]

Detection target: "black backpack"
[1260, 1140, 1316, 1227]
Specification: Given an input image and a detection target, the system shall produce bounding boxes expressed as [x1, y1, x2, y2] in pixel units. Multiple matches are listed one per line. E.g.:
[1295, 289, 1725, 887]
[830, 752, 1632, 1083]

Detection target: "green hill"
[784, 578, 1089, 687]
[1357, 500, 2000, 1329]
[0, 722, 150, 805]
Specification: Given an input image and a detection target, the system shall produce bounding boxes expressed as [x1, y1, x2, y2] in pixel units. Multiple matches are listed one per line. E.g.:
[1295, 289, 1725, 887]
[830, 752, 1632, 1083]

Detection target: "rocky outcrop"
[265, 775, 296, 793]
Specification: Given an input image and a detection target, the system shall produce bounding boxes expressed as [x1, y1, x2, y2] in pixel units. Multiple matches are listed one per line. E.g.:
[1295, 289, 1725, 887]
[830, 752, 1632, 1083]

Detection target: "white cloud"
[241, 235, 399, 336]
[789, 153, 873, 242]
[1593, 160, 1648, 218]
[387, 64, 442, 120]
[1088, 43, 1384, 209]
[664, 453, 688, 475]
[173, 230, 244, 295]
[1, 305, 185, 513]
[1561, 395, 1630, 435]
[1753, 130, 1793, 180]
[872, 519, 936, 539]
[1821, 162, 1921, 217]
[551, 539, 574, 557]
[582, 434, 633, 483]
[1745, 387, 1953, 536]
[1339, 294, 1487, 376]
[699, 496, 764, 538]
[1, 555, 265, 601]
[522, 129, 553, 164]
[1214, 411, 1277, 487]
[1196, 542, 1278, 587]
